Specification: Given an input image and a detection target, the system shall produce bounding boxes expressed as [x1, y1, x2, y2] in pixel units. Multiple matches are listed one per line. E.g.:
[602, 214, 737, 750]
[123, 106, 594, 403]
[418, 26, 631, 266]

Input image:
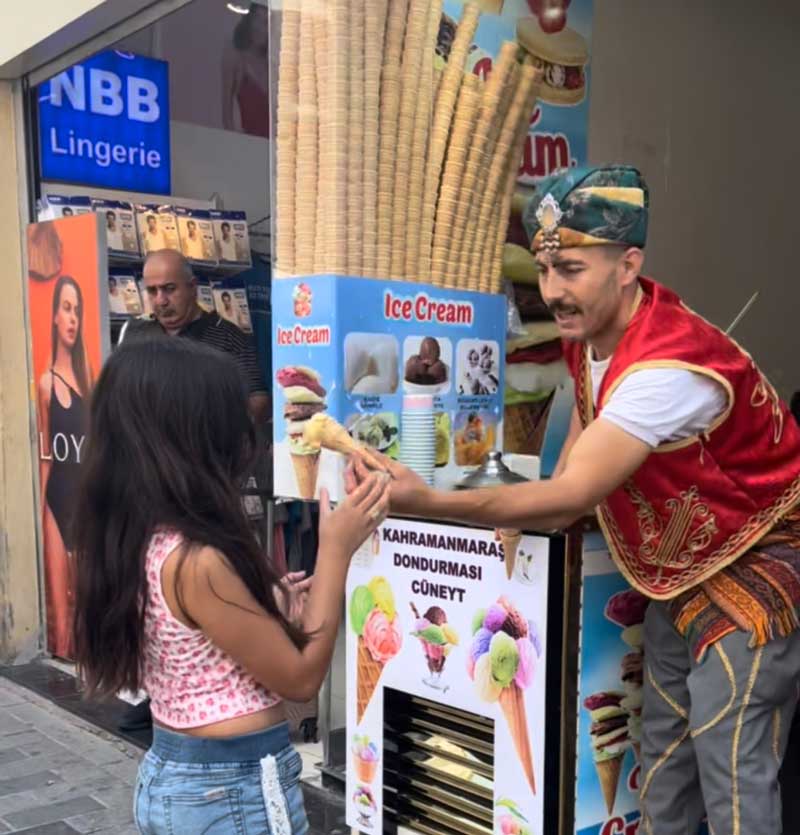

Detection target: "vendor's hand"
[278, 571, 313, 624]
[318, 476, 391, 560]
[345, 454, 432, 517]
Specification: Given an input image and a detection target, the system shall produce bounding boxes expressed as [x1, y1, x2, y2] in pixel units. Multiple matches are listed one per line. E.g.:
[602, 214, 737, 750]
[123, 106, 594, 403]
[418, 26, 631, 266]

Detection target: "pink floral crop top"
[141, 529, 281, 728]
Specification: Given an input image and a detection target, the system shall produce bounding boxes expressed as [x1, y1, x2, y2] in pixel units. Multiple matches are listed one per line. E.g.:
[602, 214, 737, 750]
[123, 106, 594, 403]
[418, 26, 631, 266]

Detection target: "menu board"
[346, 518, 551, 834]
[271, 276, 506, 501]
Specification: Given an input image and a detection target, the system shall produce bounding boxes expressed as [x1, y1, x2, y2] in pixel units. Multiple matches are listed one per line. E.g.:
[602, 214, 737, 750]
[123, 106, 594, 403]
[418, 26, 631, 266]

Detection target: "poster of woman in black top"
[29, 216, 105, 659]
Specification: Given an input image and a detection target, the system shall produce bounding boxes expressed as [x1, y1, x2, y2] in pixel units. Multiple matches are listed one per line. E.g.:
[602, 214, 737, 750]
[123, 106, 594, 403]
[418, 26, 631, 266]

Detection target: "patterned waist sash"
[670, 507, 800, 661]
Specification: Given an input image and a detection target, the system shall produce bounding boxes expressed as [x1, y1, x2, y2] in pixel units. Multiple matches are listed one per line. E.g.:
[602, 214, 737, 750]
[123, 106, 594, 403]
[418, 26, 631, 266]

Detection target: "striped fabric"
[669, 508, 800, 661]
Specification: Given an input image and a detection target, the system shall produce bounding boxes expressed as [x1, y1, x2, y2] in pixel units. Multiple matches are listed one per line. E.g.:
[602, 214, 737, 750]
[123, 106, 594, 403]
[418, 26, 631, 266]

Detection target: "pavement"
[0, 677, 348, 834]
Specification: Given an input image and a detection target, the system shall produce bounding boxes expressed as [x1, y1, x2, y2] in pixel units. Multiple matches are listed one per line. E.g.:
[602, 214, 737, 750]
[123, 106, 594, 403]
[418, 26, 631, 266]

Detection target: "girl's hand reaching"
[318, 473, 391, 561]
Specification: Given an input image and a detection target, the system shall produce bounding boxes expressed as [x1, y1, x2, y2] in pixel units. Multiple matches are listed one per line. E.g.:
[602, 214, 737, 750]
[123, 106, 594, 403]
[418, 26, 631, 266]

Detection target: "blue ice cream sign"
[38, 50, 171, 194]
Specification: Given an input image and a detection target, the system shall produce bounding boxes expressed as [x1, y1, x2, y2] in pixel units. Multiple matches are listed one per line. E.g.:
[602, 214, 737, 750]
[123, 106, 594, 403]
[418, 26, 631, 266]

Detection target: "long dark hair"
[52, 275, 90, 398]
[72, 338, 306, 698]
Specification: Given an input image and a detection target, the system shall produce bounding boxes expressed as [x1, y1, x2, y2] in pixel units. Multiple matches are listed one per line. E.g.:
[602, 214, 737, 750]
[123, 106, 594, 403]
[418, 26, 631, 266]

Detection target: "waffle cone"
[499, 684, 536, 794]
[418, 2, 480, 282]
[499, 530, 522, 580]
[596, 755, 624, 815]
[357, 635, 385, 723]
[503, 397, 555, 456]
[303, 414, 387, 471]
[291, 452, 320, 500]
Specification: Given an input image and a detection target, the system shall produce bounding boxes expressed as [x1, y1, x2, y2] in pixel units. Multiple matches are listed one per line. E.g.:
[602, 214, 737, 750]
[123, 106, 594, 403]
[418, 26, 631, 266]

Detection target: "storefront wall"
[0, 80, 43, 662]
[590, 0, 800, 396]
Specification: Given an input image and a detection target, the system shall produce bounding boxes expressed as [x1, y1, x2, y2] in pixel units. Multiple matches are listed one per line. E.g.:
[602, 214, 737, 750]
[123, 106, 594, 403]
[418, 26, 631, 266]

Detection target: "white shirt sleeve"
[599, 368, 729, 448]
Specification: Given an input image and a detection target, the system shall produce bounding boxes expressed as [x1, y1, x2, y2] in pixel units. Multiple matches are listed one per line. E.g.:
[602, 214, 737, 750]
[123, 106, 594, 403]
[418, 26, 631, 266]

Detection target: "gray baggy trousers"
[640, 601, 800, 835]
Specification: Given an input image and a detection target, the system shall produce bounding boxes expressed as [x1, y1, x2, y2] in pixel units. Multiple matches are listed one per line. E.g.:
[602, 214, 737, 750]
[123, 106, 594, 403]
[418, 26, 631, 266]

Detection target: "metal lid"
[455, 451, 529, 489]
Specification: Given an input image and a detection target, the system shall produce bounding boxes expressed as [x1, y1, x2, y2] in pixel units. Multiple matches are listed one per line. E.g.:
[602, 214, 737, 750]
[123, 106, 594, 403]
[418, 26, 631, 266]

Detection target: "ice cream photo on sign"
[353, 785, 377, 829]
[468, 596, 542, 794]
[496, 798, 534, 835]
[605, 588, 649, 763]
[583, 691, 630, 815]
[352, 734, 380, 784]
[350, 577, 402, 723]
[409, 602, 459, 693]
[276, 366, 327, 500]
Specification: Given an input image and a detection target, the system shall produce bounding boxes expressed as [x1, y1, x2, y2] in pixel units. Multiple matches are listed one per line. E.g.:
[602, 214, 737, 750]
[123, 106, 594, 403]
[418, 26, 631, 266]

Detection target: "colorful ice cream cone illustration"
[350, 577, 402, 723]
[605, 589, 649, 763]
[468, 596, 541, 794]
[583, 691, 629, 814]
[496, 798, 533, 835]
[499, 529, 522, 579]
[352, 734, 380, 783]
[277, 365, 327, 500]
[410, 602, 459, 691]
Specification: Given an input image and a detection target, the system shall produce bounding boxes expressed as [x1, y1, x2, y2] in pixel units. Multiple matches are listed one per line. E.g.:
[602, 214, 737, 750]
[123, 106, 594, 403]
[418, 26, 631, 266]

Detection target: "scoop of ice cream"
[367, 576, 396, 620]
[605, 589, 649, 629]
[354, 786, 376, 811]
[621, 651, 644, 684]
[404, 355, 427, 383]
[282, 385, 324, 404]
[284, 402, 325, 421]
[621, 690, 643, 713]
[414, 617, 431, 633]
[489, 631, 520, 688]
[470, 627, 492, 663]
[416, 624, 446, 645]
[474, 653, 502, 703]
[424, 606, 447, 625]
[277, 366, 326, 398]
[584, 692, 622, 711]
[427, 359, 447, 383]
[419, 337, 441, 364]
[472, 609, 487, 635]
[363, 609, 402, 663]
[621, 624, 644, 650]
[514, 637, 536, 689]
[484, 604, 508, 633]
[441, 624, 459, 645]
[350, 586, 375, 636]
[502, 608, 529, 640]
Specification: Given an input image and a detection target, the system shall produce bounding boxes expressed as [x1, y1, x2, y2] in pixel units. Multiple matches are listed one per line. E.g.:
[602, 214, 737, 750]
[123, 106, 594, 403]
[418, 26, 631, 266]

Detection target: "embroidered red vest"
[564, 278, 800, 599]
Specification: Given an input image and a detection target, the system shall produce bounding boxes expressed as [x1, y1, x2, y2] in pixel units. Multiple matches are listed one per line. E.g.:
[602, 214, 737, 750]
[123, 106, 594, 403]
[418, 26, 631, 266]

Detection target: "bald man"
[121, 249, 269, 422]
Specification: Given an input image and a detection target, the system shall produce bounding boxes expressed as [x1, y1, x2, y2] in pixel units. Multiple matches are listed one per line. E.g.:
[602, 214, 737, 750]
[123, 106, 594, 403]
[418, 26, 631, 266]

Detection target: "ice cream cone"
[499, 530, 522, 580]
[357, 635, 385, 723]
[355, 756, 379, 783]
[499, 683, 536, 794]
[291, 452, 320, 500]
[596, 755, 624, 815]
[302, 414, 387, 471]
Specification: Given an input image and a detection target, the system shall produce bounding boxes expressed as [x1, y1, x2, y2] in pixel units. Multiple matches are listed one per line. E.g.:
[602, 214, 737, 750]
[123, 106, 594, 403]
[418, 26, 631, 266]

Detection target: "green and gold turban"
[523, 165, 649, 253]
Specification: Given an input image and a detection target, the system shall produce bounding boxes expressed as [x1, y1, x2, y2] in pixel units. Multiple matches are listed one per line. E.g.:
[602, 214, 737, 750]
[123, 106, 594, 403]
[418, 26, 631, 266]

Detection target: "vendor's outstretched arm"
[349, 418, 650, 532]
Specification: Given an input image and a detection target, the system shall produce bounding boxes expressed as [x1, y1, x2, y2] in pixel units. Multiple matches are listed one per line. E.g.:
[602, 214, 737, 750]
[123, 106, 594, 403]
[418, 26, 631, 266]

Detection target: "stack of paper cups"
[400, 395, 436, 486]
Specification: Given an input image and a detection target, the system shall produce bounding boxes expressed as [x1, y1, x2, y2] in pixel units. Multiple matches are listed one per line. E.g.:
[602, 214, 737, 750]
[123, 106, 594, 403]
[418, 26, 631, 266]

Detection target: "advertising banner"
[27, 213, 110, 659]
[346, 518, 551, 834]
[442, 0, 593, 185]
[576, 535, 708, 835]
[272, 276, 506, 501]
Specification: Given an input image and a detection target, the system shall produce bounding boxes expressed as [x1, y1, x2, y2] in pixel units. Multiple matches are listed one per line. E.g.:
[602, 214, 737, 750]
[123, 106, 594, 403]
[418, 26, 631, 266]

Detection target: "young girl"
[72, 339, 389, 834]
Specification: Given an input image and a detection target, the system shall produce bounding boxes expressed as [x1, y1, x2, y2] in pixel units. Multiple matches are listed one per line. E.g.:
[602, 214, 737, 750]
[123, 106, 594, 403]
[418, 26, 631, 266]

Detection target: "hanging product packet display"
[211, 209, 252, 267]
[92, 199, 141, 259]
[176, 207, 218, 267]
[135, 204, 180, 256]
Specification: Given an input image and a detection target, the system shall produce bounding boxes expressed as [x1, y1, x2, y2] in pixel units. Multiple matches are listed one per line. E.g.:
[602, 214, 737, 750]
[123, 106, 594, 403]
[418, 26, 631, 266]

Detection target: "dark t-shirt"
[122, 312, 266, 396]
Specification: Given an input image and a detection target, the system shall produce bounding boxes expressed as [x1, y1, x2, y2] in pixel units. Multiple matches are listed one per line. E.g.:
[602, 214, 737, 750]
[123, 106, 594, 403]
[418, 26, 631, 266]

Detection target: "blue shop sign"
[38, 50, 171, 194]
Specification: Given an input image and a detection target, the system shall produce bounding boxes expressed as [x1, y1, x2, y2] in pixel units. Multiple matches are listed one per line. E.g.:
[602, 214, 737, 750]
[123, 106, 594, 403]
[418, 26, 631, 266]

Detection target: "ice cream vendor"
[346, 165, 800, 835]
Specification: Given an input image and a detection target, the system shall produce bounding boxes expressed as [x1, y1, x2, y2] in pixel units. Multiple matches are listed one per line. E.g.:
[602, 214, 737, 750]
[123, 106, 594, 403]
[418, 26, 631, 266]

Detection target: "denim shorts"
[134, 722, 309, 834]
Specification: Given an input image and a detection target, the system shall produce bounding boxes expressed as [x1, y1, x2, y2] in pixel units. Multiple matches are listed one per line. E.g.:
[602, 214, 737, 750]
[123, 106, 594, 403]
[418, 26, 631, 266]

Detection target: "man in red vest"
[347, 165, 800, 834]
